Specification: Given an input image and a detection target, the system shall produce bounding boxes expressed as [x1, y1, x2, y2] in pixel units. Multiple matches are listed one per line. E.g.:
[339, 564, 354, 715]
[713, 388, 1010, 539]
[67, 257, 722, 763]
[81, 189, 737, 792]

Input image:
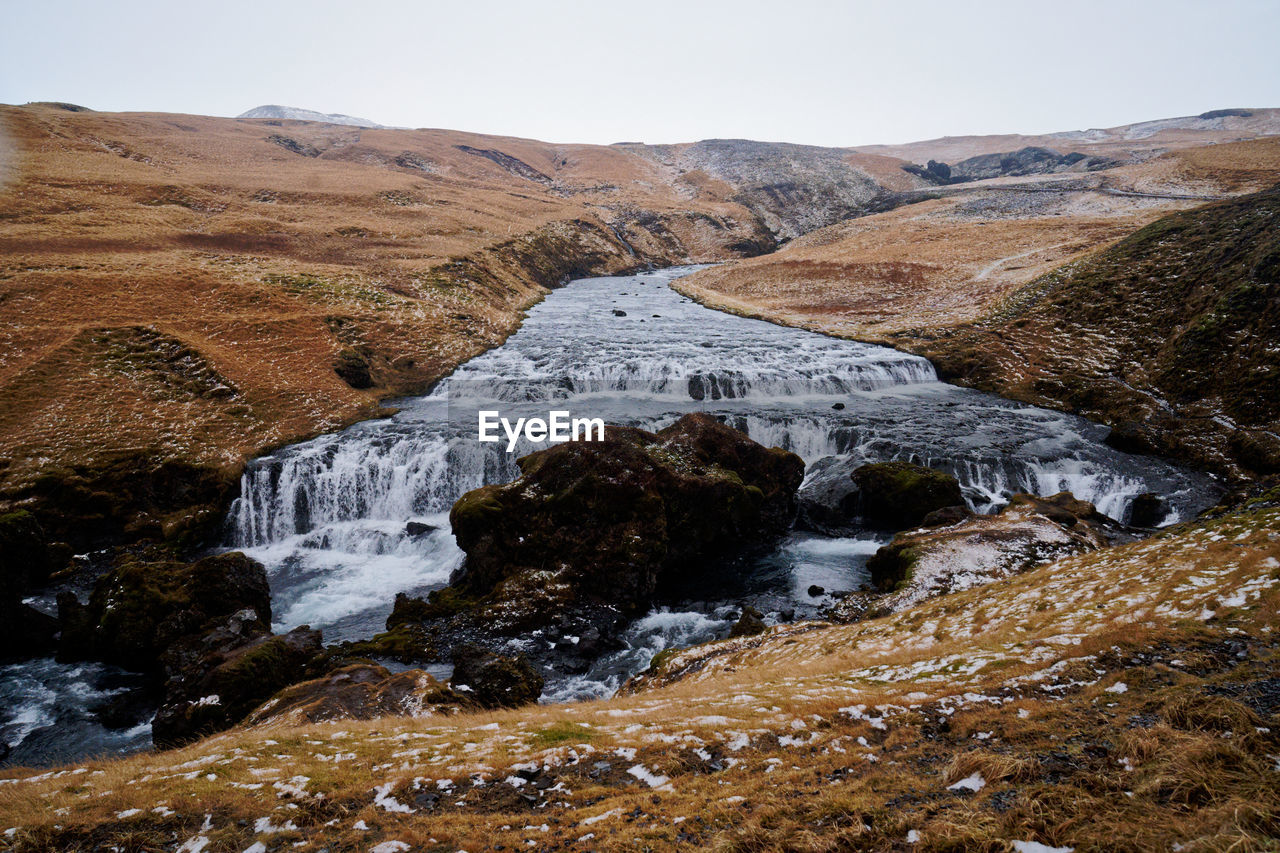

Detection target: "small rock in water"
[728, 606, 766, 638]
[404, 521, 436, 537]
[831, 402, 845, 410]
[1127, 493, 1166, 528]
[807, 584, 825, 597]
[612, 309, 627, 316]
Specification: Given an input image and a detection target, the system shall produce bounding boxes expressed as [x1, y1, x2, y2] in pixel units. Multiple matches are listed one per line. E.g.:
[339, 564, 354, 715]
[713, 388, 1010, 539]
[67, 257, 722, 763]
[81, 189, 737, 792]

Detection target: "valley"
[1, 101, 1279, 851]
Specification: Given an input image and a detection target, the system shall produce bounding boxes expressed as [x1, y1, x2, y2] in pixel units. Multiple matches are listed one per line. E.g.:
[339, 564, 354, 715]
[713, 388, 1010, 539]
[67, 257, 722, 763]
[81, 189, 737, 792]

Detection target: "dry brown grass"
[0, 505, 1275, 851]
[0, 104, 767, 510]
[672, 137, 1280, 347]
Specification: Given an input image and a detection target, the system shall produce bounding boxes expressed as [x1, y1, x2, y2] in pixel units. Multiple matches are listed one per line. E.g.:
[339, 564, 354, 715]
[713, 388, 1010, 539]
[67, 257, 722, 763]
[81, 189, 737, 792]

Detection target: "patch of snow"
[947, 772, 986, 792]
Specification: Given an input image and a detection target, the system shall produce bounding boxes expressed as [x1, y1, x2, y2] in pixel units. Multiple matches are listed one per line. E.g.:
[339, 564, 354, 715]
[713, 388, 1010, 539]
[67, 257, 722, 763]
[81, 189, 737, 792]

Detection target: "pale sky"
[2, 0, 1277, 147]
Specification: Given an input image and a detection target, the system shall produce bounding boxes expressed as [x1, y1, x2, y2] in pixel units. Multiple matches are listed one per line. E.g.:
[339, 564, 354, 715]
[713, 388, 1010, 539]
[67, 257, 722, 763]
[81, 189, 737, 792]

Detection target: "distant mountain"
[237, 104, 383, 128]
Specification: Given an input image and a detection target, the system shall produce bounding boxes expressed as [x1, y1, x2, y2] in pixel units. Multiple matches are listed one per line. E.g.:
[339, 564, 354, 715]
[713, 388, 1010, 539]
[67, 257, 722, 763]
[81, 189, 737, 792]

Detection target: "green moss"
[448, 485, 505, 531]
[529, 721, 595, 748]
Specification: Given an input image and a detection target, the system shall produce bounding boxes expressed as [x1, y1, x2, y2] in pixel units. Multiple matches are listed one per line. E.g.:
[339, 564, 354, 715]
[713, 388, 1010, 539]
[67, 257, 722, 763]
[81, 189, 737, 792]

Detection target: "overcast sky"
[3, 0, 1278, 147]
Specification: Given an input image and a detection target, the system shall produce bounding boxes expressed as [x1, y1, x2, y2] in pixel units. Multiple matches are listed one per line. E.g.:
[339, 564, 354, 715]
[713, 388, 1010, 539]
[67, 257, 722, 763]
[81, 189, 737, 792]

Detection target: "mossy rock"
[850, 461, 964, 531]
[152, 625, 322, 747]
[317, 621, 434, 667]
[63, 551, 271, 671]
[866, 541, 920, 592]
[440, 413, 804, 632]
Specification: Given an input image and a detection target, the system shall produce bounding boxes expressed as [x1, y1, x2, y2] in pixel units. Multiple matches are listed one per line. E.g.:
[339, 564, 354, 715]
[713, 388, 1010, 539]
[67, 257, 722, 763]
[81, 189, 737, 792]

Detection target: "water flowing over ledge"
[222, 266, 1220, 694]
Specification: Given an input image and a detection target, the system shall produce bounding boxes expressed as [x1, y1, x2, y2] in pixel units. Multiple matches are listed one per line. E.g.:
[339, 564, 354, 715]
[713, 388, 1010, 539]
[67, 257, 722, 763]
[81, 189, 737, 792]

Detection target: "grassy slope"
[0, 105, 776, 543]
[1, 501, 1276, 851]
[896, 185, 1280, 479]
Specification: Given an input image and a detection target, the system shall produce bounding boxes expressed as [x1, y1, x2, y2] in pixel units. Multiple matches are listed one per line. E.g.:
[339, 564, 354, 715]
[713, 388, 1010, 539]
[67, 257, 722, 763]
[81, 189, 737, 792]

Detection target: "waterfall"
[224, 265, 1219, 649]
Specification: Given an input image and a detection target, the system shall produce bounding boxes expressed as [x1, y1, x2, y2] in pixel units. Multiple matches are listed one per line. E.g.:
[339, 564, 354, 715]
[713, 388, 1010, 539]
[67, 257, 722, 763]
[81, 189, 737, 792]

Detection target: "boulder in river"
[152, 615, 322, 747]
[450, 644, 544, 709]
[440, 413, 804, 633]
[797, 458, 964, 533]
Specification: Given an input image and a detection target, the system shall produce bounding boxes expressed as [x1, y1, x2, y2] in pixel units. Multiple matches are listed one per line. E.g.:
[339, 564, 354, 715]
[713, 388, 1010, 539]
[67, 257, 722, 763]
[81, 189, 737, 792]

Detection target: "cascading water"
[225, 265, 1220, 696]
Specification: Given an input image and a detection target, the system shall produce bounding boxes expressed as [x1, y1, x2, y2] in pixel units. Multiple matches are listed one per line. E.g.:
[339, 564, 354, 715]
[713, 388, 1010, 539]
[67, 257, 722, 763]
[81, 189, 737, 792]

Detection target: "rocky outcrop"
[852, 492, 1115, 614]
[903, 147, 1114, 184]
[245, 664, 471, 728]
[627, 139, 895, 240]
[439, 413, 804, 634]
[57, 551, 271, 670]
[52, 549, 331, 746]
[798, 459, 964, 533]
[0, 510, 65, 660]
[152, 616, 322, 746]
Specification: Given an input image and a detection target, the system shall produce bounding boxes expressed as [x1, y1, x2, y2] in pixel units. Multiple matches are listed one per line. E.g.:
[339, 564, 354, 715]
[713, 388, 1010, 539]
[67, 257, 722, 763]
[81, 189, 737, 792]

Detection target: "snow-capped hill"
[237, 104, 383, 128]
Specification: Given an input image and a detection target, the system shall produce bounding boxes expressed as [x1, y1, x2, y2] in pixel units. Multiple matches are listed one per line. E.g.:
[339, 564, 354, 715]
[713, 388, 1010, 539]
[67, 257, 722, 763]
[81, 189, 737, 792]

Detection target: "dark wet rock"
[807, 584, 825, 597]
[0, 510, 66, 660]
[612, 309, 627, 316]
[728, 606, 766, 638]
[831, 402, 845, 410]
[1105, 419, 1170, 456]
[922, 505, 975, 527]
[405, 520, 436, 537]
[57, 551, 271, 671]
[797, 458, 963, 533]
[442, 413, 804, 633]
[317, 621, 435, 667]
[0, 510, 55, 599]
[1128, 493, 1167, 528]
[450, 644, 544, 709]
[152, 617, 322, 747]
[244, 663, 471, 727]
[7, 605, 58, 662]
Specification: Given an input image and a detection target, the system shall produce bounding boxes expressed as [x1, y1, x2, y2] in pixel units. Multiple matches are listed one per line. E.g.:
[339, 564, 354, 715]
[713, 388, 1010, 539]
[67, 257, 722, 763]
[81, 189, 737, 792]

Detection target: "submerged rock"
[856, 491, 1115, 613]
[798, 458, 964, 533]
[440, 413, 803, 633]
[245, 663, 470, 728]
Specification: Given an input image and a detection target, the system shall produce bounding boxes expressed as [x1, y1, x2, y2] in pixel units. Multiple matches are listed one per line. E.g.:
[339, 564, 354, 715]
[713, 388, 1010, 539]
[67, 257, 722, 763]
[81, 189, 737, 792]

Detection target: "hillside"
[4, 105, 1280, 543]
[0, 104, 790, 544]
[858, 107, 1280, 164]
[1, 498, 1275, 851]
[673, 138, 1280, 479]
[896, 186, 1280, 480]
